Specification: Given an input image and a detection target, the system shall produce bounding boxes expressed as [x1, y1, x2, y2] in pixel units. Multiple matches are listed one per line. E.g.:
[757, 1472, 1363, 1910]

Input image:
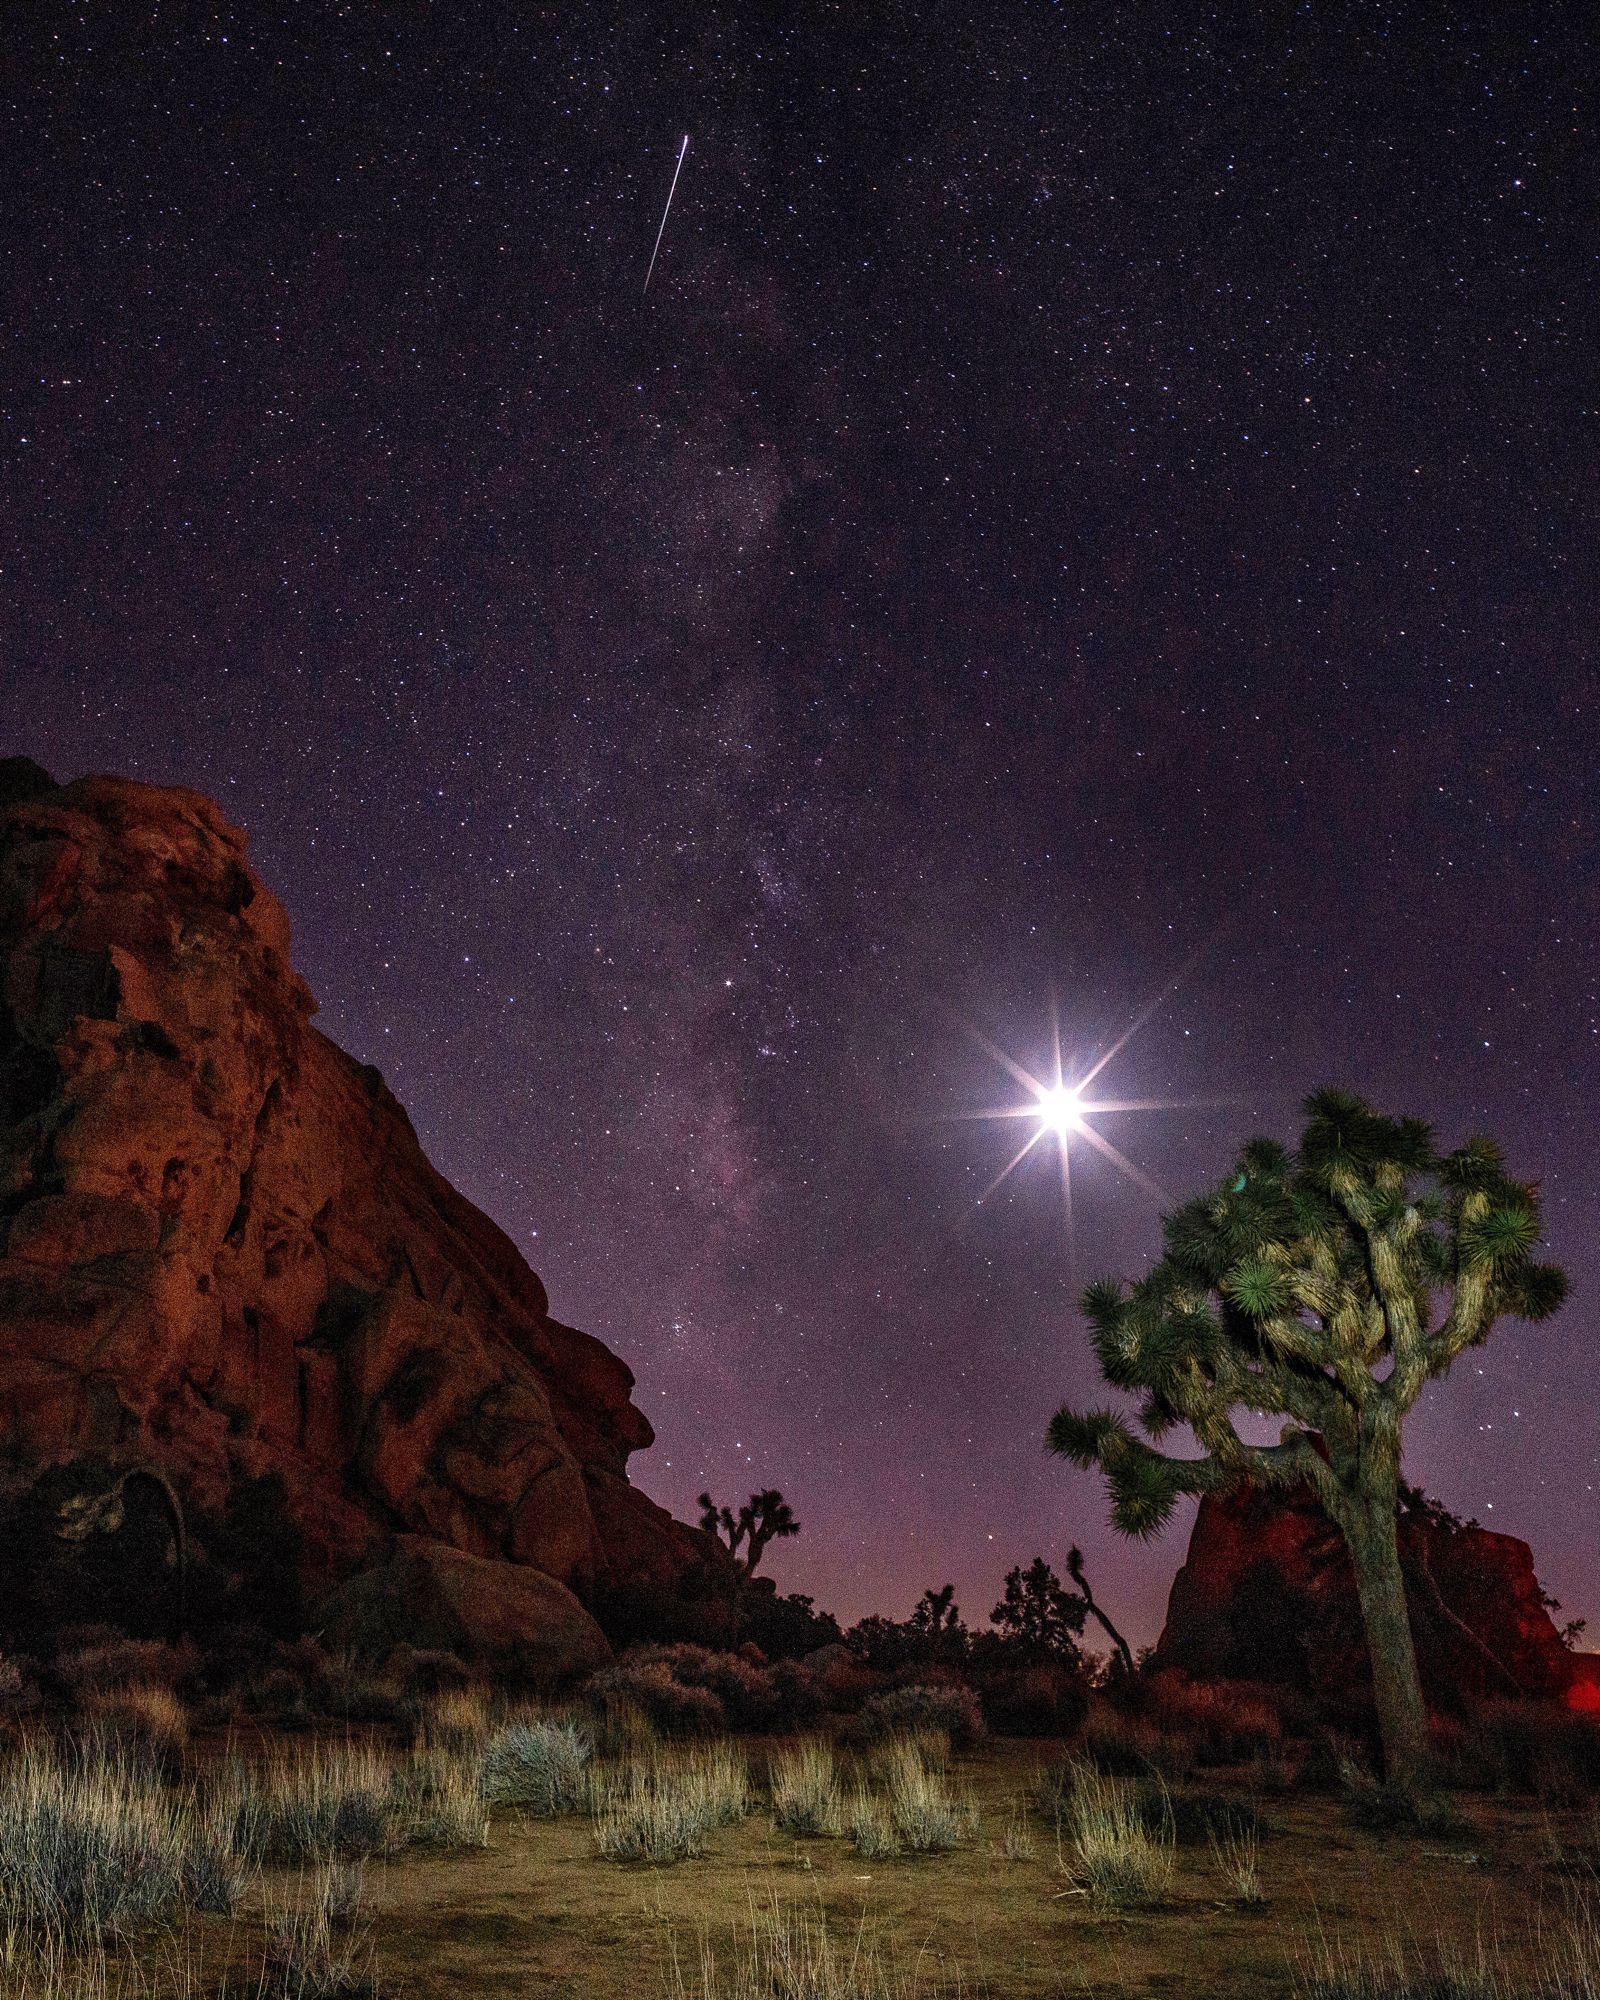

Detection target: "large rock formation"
[1153, 1474, 1599, 1716]
[0, 757, 717, 1672]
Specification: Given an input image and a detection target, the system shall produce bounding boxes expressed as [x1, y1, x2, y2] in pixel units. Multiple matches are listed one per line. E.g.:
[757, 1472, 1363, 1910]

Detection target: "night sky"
[5, 6, 1596, 1654]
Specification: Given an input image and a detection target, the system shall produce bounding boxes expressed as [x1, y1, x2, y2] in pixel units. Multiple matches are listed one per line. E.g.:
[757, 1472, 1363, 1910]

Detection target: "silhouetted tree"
[1065, 1546, 1135, 1678]
[1049, 1090, 1567, 1791]
[989, 1557, 1088, 1661]
[698, 1486, 800, 1576]
[910, 1582, 965, 1639]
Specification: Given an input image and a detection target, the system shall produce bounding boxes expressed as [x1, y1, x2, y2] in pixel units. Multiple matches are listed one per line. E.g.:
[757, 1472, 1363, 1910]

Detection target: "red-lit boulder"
[0, 756, 716, 1670]
[1153, 1474, 1587, 1714]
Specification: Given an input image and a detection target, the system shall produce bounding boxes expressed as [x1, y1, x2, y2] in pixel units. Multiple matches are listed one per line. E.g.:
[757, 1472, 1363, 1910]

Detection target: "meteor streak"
[643, 134, 690, 295]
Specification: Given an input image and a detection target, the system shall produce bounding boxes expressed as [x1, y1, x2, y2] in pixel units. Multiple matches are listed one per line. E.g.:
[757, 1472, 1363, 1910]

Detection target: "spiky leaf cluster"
[1050, 1089, 1567, 1539]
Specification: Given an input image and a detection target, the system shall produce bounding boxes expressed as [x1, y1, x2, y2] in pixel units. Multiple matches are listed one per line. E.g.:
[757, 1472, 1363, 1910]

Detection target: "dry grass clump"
[1208, 1816, 1264, 1904]
[1064, 1759, 1173, 1909]
[415, 1686, 493, 1755]
[233, 1741, 395, 1863]
[663, 1890, 964, 1999]
[397, 1746, 490, 1849]
[1294, 1887, 1600, 1999]
[847, 1735, 977, 1859]
[80, 1686, 188, 1774]
[263, 1859, 378, 1998]
[592, 1742, 751, 1863]
[769, 1737, 844, 1837]
[1000, 1798, 1036, 1861]
[479, 1714, 593, 1813]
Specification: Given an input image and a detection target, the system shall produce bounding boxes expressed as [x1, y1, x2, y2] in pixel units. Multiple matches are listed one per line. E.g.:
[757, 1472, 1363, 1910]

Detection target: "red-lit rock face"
[0, 761, 714, 1667]
[1153, 1475, 1589, 1713]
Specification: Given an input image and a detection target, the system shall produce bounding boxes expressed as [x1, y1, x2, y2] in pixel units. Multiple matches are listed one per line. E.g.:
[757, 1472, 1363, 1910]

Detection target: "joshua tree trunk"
[1340, 1490, 1431, 1788]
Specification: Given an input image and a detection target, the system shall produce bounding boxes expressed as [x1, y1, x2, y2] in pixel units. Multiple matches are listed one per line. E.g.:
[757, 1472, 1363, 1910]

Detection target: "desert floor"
[151, 1734, 1597, 2000]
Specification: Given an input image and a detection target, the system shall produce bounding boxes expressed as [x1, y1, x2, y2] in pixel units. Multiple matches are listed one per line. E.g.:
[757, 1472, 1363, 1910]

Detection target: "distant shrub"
[1081, 1701, 1192, 1782]
[1143, 1673, 1282, 1767]
[979, 1664, 1089, 1738]
[629, 1644, 784, 1732]
[858, 1682, 985, 1750]
[583, 1660, 725, 1739]
[1448, 1699, 1600, 1797]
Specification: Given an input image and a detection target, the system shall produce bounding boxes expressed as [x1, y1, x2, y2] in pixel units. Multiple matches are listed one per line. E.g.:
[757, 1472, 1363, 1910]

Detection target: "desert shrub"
[1081, 1701, 1193, 1782]
[480, 1715, 592, 1813]
[591, 1742, 749, 1863]
[1452, 1699, 1600, 1797]
[767, 1657, 826, 1730]
[625, 1645, 785, 1733]
[56, 1635, 194, 1700]
[1066, 1760, 1173, 1908]
[584, 1660, 725, 1739]
[0, 1736, 201, 1937]
[1149, 1788, 1265, 1846]
[857, 1682, 985, 1750]
[979, 1663, 1089, 1739]
[1144, 1673, 1283, 1767]
[768, 1737, 843, 1837]
[808, 1652, 879, 1716]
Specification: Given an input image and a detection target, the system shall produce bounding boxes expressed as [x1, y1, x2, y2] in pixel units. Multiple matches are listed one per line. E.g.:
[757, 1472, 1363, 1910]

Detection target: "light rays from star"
[951, 953, 1246, 1264]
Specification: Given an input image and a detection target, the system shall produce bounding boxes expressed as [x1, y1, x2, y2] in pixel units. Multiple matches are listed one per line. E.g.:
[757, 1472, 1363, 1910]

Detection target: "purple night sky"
[5, 7, 1595, 1654]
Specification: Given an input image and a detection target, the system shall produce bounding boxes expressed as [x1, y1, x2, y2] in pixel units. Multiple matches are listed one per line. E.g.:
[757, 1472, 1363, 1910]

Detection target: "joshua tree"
[698, 1486, 800, 1576]
[1048, 1089, 1567, 1790]
[910, 1582, 965, 1638]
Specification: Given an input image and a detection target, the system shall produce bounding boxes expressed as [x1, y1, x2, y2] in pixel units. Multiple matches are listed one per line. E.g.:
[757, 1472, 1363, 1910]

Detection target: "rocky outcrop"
[0, 757, 717, 1670]
[1153, 1474, 1593, 1714]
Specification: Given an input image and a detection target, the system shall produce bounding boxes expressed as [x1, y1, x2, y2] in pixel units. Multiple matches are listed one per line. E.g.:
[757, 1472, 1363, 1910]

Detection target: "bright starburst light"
[956, 959, 1239, 1262]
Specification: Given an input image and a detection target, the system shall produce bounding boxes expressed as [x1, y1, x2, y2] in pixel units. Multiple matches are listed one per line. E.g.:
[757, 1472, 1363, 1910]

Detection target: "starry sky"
[5, 5, 1596, 1653]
